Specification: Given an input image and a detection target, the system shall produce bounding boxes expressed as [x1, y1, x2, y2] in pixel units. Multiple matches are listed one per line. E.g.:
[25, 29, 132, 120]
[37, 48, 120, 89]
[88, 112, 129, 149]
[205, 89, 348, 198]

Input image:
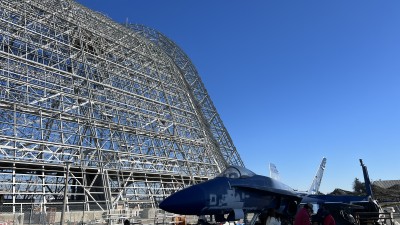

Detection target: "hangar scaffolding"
[0, 0, 243, 221]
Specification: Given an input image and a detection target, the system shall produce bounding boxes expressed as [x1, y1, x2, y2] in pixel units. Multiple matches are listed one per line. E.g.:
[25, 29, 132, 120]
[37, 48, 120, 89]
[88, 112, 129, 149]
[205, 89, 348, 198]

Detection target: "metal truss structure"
[0, 0, 244, 219]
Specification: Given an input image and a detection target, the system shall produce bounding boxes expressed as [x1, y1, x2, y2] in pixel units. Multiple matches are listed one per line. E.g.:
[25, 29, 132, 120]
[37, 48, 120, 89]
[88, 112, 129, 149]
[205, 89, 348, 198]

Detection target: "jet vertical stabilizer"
[307, 157, 327, 195]
[269, 163, 280, 180]
[360, 159, 374, 199]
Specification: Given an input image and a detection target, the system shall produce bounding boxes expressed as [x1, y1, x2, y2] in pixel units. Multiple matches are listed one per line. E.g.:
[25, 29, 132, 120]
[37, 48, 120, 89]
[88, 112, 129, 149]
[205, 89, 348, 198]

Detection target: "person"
[265, 208, 281, 225]
[294, 203, 313, 225]
[322, 210, 335, 225]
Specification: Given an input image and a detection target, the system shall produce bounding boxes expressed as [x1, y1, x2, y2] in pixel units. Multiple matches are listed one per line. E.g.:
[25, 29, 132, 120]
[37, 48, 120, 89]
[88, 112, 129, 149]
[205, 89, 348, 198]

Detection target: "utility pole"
[61, 161, 72, 225]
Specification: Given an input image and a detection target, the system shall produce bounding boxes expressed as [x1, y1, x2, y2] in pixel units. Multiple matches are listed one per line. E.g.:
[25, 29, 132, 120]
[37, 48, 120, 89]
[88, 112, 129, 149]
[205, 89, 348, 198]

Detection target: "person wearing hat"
[294, 203, 313, 225]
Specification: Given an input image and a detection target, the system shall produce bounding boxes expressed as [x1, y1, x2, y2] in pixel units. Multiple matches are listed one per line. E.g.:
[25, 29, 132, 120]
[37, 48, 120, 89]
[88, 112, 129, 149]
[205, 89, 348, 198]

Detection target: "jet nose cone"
[159, 185, 206, 215]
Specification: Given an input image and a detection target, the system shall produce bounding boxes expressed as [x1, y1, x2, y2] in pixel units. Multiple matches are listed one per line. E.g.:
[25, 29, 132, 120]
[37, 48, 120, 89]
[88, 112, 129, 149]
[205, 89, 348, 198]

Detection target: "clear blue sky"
[76, 0, 400, 194]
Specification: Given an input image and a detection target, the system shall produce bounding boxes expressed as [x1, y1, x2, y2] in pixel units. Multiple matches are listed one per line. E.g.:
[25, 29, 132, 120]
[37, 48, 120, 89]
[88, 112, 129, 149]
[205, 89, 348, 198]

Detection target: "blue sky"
[76, 0, 400, 194]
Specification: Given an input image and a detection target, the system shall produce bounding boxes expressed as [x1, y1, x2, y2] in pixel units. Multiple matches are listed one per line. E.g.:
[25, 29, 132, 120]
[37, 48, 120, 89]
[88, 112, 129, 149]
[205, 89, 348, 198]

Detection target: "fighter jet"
[301, 159, 384, 225]
[159, 165, 301, 224]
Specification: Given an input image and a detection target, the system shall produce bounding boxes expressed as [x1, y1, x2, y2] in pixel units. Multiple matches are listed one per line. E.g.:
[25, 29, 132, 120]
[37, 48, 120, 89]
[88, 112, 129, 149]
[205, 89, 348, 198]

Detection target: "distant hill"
[372, 184, 400, 202]
[329, 188, 357, 195]
[327, 184, 400, 202]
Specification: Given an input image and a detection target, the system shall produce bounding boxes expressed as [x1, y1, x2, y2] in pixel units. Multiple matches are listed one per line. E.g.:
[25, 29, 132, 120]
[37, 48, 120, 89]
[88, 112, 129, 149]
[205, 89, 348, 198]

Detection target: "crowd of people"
[293, 203, 336, 225]
[260, 203, 336, 225]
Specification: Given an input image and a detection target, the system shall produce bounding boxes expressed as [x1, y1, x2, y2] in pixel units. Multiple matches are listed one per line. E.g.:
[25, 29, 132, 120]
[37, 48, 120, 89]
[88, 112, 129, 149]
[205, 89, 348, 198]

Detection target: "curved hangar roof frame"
[0, 0, 243, 218]
[131, 24, 244, 168]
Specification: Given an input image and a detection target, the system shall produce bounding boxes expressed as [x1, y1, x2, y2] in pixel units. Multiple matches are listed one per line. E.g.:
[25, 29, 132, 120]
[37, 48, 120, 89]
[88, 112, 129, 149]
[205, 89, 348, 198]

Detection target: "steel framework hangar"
[0, 0, 244, 220]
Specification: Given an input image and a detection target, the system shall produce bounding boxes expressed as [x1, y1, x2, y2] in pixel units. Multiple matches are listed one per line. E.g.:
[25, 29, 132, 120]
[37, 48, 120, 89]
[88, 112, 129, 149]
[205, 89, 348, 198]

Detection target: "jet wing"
[231, 184, 302, 200]
[319, 202, 365, 209]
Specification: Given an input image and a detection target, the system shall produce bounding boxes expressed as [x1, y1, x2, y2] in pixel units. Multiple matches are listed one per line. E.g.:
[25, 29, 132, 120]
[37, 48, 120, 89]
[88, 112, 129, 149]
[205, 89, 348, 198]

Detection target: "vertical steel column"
[61, 161, 72, 225]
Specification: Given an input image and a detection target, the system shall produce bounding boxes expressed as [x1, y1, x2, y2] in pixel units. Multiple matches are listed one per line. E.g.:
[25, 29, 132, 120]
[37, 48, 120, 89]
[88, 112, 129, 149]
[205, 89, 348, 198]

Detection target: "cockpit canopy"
[217, 165, 256, 179]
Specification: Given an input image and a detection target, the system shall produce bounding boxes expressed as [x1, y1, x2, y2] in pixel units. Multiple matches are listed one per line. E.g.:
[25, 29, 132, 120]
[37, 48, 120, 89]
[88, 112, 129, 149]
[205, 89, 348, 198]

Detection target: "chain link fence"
[0, 204, 198, 225]
[0, 204, 106, 225]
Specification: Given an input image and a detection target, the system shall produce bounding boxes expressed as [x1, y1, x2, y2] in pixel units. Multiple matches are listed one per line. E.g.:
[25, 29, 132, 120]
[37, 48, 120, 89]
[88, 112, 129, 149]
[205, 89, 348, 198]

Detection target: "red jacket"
[294, 208, 311, 225]
[323, 214, 336, 225]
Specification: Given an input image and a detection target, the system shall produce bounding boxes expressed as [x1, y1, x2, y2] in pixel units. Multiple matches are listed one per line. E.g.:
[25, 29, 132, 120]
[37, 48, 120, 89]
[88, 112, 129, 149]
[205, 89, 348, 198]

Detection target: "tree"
[353, 178, 365, 195]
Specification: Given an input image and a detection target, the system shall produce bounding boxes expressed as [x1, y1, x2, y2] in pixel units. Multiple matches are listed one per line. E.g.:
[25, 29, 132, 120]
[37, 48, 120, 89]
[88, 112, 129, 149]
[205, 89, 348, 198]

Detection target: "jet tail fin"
[307, 157, 327, 194]
[360, 159, 374, 199]
[269, 163, 280, 180]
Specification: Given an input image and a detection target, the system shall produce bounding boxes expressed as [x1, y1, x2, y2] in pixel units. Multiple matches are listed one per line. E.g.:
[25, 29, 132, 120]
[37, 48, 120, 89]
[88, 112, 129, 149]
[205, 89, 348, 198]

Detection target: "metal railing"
[356, 212, 396, 225]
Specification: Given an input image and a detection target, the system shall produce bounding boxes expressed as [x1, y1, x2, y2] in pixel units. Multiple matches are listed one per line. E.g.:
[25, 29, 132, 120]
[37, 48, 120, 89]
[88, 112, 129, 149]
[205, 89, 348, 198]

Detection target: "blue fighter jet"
[159, 165, 302, 224]
[301, 159, 384, 225]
